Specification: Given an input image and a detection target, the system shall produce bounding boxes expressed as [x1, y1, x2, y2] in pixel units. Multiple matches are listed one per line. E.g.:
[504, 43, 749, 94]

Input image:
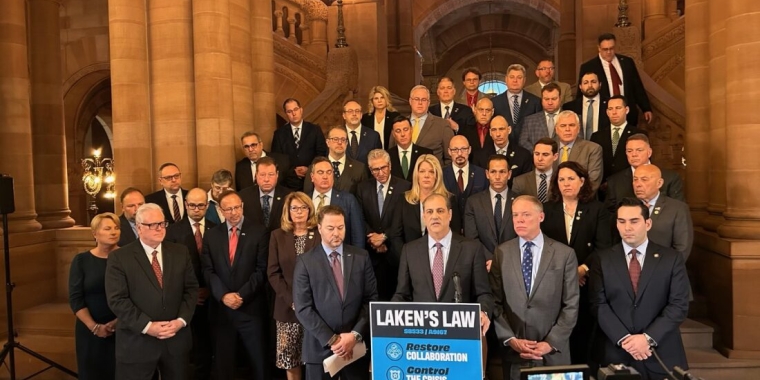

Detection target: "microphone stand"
[453, 272, 462, 303]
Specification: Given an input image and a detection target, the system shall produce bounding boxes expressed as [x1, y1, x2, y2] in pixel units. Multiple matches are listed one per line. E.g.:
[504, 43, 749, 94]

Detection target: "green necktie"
[612, 127, 621, 155]
[401, 151, 409, 178]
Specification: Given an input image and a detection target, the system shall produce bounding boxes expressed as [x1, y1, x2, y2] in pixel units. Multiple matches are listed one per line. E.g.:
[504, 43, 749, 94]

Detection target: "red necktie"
[609, 62, 622, 96]
[194, 222, 203, 253]
[629, 249, 641, 295]
[457, 169, 464, 193]
[229, 226, 238, 264]
[151, 250, 163, 288]
[330, 252, 344, 299]
[477, 124, 488, 147]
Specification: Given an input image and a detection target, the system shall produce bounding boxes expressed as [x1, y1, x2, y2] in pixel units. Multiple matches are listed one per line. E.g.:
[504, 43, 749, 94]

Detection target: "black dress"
[68, 251, 116, 380]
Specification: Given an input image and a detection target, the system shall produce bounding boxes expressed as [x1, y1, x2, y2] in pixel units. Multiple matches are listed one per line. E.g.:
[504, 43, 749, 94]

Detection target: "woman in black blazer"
[541, 161, 611, 365]
[361, 85, 400, 149]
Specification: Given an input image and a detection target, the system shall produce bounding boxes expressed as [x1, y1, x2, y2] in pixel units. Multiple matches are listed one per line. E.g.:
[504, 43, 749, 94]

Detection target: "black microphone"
[453, 272, 462, 303]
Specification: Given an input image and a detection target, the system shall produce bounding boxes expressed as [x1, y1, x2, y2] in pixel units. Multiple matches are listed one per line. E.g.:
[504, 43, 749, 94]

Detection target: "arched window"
[478, 72, 506, 95]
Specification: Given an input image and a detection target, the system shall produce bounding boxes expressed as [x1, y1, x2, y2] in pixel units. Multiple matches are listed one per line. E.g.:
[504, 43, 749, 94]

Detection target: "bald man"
[461, 97, 495, 155]
[443, 135, 488, 227]
[631, 164, 693, 260]
[472, 115, 534, 184]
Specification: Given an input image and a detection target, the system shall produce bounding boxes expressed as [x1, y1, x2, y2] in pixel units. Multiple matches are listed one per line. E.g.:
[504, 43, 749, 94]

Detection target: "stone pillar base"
[36, 211, 76, 229]
[0, 211, 43, 234]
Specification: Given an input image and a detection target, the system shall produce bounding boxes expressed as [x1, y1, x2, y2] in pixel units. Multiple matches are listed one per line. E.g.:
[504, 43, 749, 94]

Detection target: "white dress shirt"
[249, 151, 268, 180]
[312, 188, 333, 207]
[328, 154, 347, 176]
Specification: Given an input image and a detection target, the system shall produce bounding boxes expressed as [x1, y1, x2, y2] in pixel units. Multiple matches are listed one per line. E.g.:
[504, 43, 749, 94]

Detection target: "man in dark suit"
[605, 133, 684, 212]
[293, 205, 378, 380]
[463, 97, 495, 157]
[205, 169, 232, 226]
[165, 188, 216, 380]
[511, 138, 559, 201]
[342, 99, 382, 166]
[563, 71, 609, 140]
[633, 165, 693, 260]
[239, 156, 292, 231]
[105, 203, 198, 379]
[390, 85, 454, 166]
[489, 195, 579, 380]
[492, 64, 543, 144]
[553, 111, 604, 191]
[309, 157, 365, 248]
[235, 131, 291, 191]
[430, 76, 475, 136]
[387, 115, 433, 182]
[393, 193, 493, 334]
[144, 162, 189, 224]
[200, 190, 270, 380]
[458, 67, 488, 108]
[519, 83, 563, 152]
[271, 98, 328, 191]
[118, 187, 144, 247]
[591, 95, 642, 182]
[577, 33, 652, 126]
[304, 126, 367, 195]
[472, 115, 533, 183]
[443, 135, 488, 225]
[355, 149, 411, 300]
[590, 198, 689, 380]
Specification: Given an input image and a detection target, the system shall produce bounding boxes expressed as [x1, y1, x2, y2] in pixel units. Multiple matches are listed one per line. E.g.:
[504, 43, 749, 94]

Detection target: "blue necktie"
[262, 195, 271, 227]
[377, 184, 385, 216]
[512, 94, 521, 126]
[585, 99, 595, 139]
[494, 194, 503, 232]
[522, 241, 535, 296]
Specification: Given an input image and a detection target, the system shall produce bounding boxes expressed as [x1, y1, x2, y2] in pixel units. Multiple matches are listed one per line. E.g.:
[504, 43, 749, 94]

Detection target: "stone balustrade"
[272, 0, 328, 59]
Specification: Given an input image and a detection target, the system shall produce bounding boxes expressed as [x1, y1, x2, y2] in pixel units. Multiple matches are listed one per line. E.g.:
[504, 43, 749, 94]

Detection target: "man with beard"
[205, 169, 232, 225]
[562, 72, 609, 140]
[442, 135, 488, 226]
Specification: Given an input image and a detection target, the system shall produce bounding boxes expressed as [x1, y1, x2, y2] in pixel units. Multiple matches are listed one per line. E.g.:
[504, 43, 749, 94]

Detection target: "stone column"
[684, 0, 709, 224]
[0, 0, 42, 233]
[149, 0, 197, 188]
[27, 0, 75, 229]
[387, 0, 416, 96]
[557, 0, 577, 84]
[193, 0, 236, 189]
[109, 0, 153, 197]
[643, 0, 669, 37]
[251, 0, 276, 149]
[702, 0, 727, 232]
[230, 0, 254, 150]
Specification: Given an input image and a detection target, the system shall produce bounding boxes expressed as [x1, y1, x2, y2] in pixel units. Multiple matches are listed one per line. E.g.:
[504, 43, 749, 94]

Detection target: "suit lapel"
[417, 117, 433, 142]
[507, 240, 529, 298]
[651, 194, 665, 223]
[418, 241, 437, 300]
[498, 195, 514, 242]
[635, 244, 661, 302]
[381, 179, 397, 220]
[569, 203, 586, 246]
[480, 193, 498, 238]
[133, 245, 162, 292]
[342, 248, 354, 305]
[439, 237, 462, 300]
[612, 245, 636, 300]
[530, 236, 555, 299]
[529, 172, 538, 196]
[316, 245, 344, 302]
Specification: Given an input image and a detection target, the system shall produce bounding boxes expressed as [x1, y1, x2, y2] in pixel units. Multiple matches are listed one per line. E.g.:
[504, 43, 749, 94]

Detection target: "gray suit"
[605, 167, 685, 213]
[648, 193, 694, 261]
[304, 156, 367, 195]
[519, 112, 553, 152]
[489, 234, 579, 380]
[511, 170, 542, 198]
[463, 189, 517, 257]
[554, 138, 603, 191]
[390, 113, 454, 166]
[524, 81, 573, 106]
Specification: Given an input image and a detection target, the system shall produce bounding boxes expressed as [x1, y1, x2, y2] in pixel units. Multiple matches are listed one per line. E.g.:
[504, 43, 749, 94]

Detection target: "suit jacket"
[562, 96, 609, 139]
[345, 125, 382, 165]
[390, 114, 454, 166]
[234, 151, 291, 191]
[648, 194, 694, 261]
[524, 80, 574, 105]
[118, 214, 138, 247]
[401, 195, 462, 243]
[205, 199, 223, 226]
[105, 240, 198, 362]
[392, 233, 494, 316]
[430, 102, 475, 136]
[304, 157, 367, 195]
[330, 189, 366, 249]
[239, 185, 292, 231]
[541, 200, 612, 267]
[268, 228, 320, 323]
[144, 188, 189, 224]
[463, 189, 517, 258]
[361, 110, 400, 149]
[577, 54, 652, 126]
[165, 217, 218, 287]
[201, 218, 269, 320]
[457, 90, 488, 107]
[554, 138, 603, 191]
[355, 177, 411, 268]
[293, 244, 378, 363]
[443, 163, 489, 224]
[472, 141, 534, 184]
[604, 168, 685, 213]
[387, 144, 433, 182]
[489, 235, 579, 366]
[589, 242, 689, 374]
[511, 170, 545, 198]
[492, 90, 543, 143]
[518, 111, 554, 152]
[590, 124, 642, 180]
[270, 121, 328, 190]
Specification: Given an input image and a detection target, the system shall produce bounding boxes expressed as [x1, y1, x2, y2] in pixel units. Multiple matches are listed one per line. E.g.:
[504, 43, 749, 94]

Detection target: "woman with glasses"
[69, 212, 121, 380]
[268, 192, 320, 380]
[361, 86, 400, 149]
[401, 154, 461, 243]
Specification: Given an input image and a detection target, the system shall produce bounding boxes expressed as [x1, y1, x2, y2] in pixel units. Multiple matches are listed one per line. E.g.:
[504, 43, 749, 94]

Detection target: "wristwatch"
[351, 331, 363, 342]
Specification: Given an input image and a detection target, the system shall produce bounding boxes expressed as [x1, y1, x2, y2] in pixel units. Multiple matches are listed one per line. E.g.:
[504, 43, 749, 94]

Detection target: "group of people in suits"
[67, 31, 690, 380]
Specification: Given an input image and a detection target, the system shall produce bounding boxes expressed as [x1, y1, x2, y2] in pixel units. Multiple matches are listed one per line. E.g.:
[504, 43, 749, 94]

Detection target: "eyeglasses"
[186, 203, 208, 210]
[160, 173, 181, 181]
[289, 205, 309, 212]
[343, 109, 362, 115]
[285, 107, 301, 115]
[410, 97, 429, 103]
[449, 147, 470, 154]
[327, 137, 348, 144]
[369, 165, 390, 174]
[537, 67, 555, 71]
[243, 143, 260, 150]
[221, 205, 243, 213]
[140, 221, 169, 230]
[212, 184, 231, 192]
[315, 170, 334, 176]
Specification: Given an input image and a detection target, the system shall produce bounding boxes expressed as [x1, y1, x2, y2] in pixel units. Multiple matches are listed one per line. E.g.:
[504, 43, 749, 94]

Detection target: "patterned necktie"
[330, 251, 344, 299]
[151, 250, 163, 288]
[547, 113, 556, 136]
[262, 195, 271, 227]
[585, 99, 595, 139]
[629, 248, 642, 295]
[193, 222, 203, 253]
[538, 173, 548, 203]
[457, 169, 464, 193]
[171, 195, 181, 222]
[561, 146, 569, 163]
[412, 118, 420, 143]
[609, 63, 622, 96]
[494, 194, 503, 232]
[350, 130, 359, 158]
[317, 194, 326, 210]
[522, 241, 534, 296]
[432, 243, 444, 299]
[512, 95, 520, 126]
[401, 151, 409, 178]
[332, 161, 341, 180]
[228, 226, 238, 264]
[377, 184, 385, 216]
[443, 105, 450, 120]
[293, 127, 301, 149]
[612, 127, 621, 155]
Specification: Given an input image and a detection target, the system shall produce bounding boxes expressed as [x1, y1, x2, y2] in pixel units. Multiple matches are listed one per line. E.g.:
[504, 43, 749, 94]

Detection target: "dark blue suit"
[204, 199, 222, 225]
[345, 125, 382, 166]
[330, 189, 366, 249]
[442, 164, 488, 227]
[492, 90, 542, 144]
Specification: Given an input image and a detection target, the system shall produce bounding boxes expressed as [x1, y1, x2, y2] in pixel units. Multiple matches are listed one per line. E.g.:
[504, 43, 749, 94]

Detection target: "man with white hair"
[553, 110, 603, 191]
[390, 85, 454, 166]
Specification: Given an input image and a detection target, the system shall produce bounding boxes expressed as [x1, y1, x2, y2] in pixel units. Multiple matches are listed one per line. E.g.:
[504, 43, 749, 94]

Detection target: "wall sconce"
[81, 148, 115, 218]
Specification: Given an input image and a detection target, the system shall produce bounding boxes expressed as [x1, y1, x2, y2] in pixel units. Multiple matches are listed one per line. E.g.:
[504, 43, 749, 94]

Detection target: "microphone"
[453, 272, 462, 303]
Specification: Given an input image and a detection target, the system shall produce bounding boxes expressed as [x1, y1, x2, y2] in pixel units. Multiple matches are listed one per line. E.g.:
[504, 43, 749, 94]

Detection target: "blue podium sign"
[370, 302, 483, 380]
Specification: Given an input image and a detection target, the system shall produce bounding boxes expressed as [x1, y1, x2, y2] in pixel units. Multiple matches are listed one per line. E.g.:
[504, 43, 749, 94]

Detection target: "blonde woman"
[68, 212, 120, 380]
[361, 85, 399, 149]
[400, 154, 461, 242]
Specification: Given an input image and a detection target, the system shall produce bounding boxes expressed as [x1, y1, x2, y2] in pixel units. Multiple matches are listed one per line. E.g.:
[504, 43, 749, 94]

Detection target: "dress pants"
[304, 355, 370, 380]
[214, 309, 267, 380]
[115, 340, 188, 380]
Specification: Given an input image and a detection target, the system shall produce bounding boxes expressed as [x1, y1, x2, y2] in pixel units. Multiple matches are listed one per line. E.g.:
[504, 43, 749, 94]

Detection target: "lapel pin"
[654, 253, 660, 258]
[276, 197, 281, 201]
[241, 233, 246, 236]
[654, 206, 661, 215]
[388, 190, 392, 194]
